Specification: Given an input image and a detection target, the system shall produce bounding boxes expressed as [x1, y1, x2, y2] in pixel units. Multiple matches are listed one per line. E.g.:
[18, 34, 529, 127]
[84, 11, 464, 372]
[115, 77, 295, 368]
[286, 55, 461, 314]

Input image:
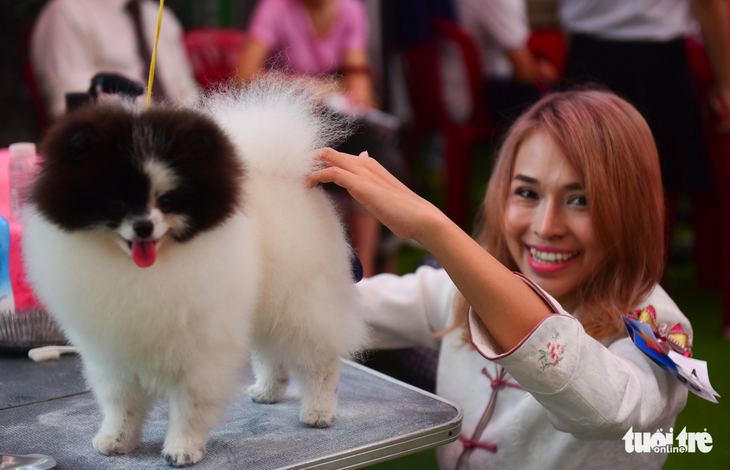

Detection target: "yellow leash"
[145, 0, 166, 110]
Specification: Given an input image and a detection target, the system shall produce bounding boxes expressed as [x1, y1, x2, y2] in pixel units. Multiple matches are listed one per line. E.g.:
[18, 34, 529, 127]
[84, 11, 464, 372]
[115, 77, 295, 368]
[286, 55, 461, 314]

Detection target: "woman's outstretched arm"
[306, 148, 552, 351]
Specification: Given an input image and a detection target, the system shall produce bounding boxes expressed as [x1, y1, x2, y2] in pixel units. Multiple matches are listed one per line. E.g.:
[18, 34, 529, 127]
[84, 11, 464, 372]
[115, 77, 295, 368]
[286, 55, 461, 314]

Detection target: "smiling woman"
[307, 89, 689, 469]
[473, 90, 665, 339]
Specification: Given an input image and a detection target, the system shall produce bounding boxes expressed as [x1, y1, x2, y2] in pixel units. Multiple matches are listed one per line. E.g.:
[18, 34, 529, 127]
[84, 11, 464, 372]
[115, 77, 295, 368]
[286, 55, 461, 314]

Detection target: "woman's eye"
[568, 195, 588, 207]
[515, 188, 538, 199]
[107, 200, 126, 214]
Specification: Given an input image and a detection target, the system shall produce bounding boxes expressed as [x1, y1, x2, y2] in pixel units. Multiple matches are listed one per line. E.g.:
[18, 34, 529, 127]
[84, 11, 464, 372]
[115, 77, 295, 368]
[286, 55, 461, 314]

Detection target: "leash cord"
[145, 0, 165, 109]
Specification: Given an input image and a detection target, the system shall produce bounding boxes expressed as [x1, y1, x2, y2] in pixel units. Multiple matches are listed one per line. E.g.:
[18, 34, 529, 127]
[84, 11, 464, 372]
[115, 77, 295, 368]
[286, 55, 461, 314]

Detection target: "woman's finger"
[305, 166, 359, 191]
[314, 147, 363, 173]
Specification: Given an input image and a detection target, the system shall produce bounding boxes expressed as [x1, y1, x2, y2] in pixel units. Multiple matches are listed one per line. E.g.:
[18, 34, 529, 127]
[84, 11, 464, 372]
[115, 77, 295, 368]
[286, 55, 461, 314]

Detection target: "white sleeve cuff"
[467, 273, 583, 393]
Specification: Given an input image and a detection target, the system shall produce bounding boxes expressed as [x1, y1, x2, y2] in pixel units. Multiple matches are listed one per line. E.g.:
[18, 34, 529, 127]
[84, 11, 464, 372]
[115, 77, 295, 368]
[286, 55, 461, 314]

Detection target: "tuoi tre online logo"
[623, 427, 713, 453]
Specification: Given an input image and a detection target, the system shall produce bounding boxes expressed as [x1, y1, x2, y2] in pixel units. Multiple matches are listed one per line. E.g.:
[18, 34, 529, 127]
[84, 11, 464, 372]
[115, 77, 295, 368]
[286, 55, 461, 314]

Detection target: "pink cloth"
[248, 0, 368, 76]
[0, 149, 43, 311]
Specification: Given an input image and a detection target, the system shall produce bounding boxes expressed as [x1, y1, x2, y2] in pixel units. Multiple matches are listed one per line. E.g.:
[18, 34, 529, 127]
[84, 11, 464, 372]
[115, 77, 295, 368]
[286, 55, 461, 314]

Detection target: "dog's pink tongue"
[131, 241, 157, 268]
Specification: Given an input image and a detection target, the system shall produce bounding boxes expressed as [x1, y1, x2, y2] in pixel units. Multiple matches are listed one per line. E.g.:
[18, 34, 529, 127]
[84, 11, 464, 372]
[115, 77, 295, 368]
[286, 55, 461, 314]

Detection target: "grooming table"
[0, 355, 462, 469]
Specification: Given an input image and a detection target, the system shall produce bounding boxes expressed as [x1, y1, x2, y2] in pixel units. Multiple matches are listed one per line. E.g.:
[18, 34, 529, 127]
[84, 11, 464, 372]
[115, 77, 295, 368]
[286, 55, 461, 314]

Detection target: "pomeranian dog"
[22, 79, 368, 467]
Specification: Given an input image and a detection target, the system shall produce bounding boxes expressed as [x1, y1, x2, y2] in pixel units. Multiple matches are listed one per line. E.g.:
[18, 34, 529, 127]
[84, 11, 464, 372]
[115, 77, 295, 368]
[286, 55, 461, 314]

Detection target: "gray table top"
[0, 355, 461, 470]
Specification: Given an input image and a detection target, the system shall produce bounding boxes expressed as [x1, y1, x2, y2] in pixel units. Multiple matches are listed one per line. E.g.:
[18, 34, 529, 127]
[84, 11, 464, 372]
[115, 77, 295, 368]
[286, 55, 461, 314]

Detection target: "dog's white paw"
[300, 408, 336, 428]
[247, 383, 284, 404]
[162, 446, 204, 467]
[92, 430, 139, 456]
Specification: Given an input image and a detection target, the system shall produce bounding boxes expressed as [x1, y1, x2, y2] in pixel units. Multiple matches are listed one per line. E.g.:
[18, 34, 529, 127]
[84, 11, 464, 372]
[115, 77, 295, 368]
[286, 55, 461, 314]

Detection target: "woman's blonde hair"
[446, 89, 665, 341]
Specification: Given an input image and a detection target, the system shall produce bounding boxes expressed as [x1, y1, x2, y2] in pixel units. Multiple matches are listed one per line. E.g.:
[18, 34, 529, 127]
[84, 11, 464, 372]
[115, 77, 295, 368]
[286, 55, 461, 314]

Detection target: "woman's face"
[503, 131, 602, 307]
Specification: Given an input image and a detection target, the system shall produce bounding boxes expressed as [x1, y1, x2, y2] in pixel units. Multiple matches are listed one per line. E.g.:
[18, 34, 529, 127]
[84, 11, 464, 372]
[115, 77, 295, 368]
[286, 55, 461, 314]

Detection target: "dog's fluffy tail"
[197, 76, 353, 179]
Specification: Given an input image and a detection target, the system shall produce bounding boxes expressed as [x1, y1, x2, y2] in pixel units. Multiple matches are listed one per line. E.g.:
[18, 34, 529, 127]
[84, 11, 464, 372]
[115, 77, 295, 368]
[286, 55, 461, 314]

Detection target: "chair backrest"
[402, 16, 489, 133]
[431, 16, 489, 131]
[527, 29, 567, 77]
[184, 28, 248, 90]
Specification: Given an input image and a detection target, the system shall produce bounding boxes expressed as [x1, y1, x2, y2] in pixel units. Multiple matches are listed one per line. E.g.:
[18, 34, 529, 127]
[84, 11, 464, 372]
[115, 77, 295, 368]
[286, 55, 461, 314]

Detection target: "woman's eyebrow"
[513, 174, 537, 184]
[514, 174, 584, 190]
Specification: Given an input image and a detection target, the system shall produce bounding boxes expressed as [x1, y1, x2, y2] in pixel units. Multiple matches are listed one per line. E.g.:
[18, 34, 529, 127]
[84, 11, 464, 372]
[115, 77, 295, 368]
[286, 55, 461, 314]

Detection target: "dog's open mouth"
[126, 240, 159, 268]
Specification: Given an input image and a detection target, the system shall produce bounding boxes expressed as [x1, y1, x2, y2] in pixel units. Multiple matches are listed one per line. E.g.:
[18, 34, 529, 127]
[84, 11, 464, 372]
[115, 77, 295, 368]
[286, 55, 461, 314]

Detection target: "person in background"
[237, 0, 373, 107]
[307, 89, 694, 469]
[237, 0, 391, 278]
[453, 0, 559, 130]
[31, 0, 198, 120]
[559, 0, 730, 284]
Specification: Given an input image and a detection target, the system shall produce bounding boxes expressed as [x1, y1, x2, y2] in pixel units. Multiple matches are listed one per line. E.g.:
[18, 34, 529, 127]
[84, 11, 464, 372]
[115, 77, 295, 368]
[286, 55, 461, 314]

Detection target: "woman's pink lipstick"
[525, 245, 578, 273]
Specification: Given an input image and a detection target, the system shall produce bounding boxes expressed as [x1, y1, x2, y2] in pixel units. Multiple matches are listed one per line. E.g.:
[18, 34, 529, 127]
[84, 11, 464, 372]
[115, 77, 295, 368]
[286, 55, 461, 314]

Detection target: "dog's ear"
[185, 127, 216, 154]
[40, 121, 97, 164]
[149, 108, 234, 162]
[40, 106, 132, 162]
[68, 127, 96, 155]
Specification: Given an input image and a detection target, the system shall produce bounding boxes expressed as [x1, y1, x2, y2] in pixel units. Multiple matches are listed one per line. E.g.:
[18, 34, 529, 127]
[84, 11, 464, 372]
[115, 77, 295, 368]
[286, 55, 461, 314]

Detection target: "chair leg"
[692, 190, 720, 290]
[704, 130, 730, 337]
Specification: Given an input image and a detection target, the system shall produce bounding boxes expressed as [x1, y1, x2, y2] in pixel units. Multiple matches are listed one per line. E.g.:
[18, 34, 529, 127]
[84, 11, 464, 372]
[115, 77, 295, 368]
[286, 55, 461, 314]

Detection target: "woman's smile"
[525, 245, 580, 272]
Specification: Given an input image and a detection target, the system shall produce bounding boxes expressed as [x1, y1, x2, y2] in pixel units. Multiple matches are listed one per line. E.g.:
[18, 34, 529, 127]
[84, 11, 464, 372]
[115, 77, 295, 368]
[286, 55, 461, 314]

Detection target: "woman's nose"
[532, 199, 567, 239]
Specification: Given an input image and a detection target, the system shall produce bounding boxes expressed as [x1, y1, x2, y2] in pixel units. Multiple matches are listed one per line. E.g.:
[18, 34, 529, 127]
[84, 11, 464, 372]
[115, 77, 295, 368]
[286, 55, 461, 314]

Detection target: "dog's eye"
[107, 200, 126, 214]
[157, 194, 176, 213]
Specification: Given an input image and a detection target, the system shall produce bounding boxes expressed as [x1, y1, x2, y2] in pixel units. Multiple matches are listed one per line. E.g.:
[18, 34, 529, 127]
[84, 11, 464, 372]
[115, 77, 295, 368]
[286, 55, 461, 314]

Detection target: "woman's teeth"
[529, 247, 577, 264]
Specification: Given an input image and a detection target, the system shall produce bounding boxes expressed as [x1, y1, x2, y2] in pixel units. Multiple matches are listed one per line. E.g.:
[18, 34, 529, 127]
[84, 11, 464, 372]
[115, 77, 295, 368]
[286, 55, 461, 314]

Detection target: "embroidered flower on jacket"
[539, 333, 565, 370]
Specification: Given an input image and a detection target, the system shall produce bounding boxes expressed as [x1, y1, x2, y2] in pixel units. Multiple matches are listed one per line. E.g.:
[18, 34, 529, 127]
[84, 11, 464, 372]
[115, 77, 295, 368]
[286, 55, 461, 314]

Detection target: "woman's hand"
[709, 85, 730, 133]
[305, 148, 446, 242]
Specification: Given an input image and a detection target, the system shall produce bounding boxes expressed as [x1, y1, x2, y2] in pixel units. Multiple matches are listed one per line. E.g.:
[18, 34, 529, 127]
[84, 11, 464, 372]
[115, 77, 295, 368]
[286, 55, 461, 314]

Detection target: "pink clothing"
[248, 0, 368, 76]
[0, 149, 43, 311]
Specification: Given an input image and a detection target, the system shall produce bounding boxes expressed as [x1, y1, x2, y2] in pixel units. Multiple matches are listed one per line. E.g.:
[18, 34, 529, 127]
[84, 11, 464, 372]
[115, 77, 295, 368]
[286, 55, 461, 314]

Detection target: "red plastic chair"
[527, 29, 568, 78]
[402, 17, 492, 229]
[184, 28, 248, 90]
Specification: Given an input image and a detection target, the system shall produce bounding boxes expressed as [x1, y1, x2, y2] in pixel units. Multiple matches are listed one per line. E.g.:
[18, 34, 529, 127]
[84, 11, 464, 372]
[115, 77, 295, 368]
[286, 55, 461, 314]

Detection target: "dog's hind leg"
[248, 349, 290, 404]
[294, 358, 341, 428]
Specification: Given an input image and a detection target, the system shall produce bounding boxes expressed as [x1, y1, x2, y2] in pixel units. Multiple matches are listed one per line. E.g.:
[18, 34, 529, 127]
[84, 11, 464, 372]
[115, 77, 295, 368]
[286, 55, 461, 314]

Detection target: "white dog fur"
[22, 78, 368, 466]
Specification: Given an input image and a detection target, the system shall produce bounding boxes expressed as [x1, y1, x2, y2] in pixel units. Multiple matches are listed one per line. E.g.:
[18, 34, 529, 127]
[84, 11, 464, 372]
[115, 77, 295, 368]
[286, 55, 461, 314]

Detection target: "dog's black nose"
[133, 220, 154, 238]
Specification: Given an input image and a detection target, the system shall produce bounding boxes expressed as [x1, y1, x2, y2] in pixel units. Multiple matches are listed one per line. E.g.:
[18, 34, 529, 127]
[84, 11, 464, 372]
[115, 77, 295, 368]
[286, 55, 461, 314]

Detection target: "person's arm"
[693, 0, 730, 131]
[341, 48, 374, 107]
[306, 149, 552, 352]
[308, 150, 690, 437]
[357, 266, 456, 350]
[236, 36, 271, 85]
[506, 48, 560, 85]
[30, 3, 98, 120]
[469, 284, 690, 437]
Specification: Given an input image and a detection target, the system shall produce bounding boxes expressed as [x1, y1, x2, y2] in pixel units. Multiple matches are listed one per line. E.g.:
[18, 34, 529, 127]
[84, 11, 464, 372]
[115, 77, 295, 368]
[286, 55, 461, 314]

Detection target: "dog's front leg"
[162, 389, 220, 467]
[162, 364, 240, 468]
[88, 368, 153, 456]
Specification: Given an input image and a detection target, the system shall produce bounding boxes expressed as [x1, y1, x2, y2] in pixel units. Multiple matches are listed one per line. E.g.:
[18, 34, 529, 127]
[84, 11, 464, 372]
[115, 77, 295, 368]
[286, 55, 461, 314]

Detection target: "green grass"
[662, 263, 730, 468]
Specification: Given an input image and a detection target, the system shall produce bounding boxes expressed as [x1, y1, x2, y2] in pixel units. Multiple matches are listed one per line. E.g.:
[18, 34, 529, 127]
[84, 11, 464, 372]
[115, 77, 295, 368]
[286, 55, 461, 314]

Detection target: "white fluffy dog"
[22, 78, 368, 467]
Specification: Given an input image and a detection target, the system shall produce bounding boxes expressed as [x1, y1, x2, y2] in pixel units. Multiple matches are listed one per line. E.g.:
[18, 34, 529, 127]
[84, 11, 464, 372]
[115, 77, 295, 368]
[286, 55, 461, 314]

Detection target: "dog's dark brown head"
[33, 103, 245, 266]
